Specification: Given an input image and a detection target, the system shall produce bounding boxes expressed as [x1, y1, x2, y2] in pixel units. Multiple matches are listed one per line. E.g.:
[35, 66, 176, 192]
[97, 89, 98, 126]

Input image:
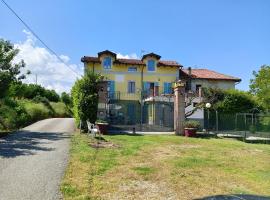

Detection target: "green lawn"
[61, 133, 270, 200]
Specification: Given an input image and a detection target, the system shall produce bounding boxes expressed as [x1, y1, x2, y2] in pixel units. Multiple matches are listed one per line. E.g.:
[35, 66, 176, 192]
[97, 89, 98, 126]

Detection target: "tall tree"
[0, 39, 29, 98]
[250, 65, 270, 110]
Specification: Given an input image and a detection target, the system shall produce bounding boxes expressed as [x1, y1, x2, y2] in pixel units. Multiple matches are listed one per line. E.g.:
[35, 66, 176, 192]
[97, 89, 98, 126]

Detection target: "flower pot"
[184, 128, 197, 137]
[96, 123, 109, 134]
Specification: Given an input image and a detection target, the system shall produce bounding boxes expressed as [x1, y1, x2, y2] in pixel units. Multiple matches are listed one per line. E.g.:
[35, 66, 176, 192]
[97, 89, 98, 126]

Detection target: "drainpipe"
[140, 65, 144, 131]
[188, 67, 192, 91]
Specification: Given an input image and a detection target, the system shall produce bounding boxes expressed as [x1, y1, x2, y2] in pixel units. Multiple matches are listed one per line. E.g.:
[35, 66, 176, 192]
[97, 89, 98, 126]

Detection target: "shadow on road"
[195, 194, 270, 200]
[0, 131, 70, 158]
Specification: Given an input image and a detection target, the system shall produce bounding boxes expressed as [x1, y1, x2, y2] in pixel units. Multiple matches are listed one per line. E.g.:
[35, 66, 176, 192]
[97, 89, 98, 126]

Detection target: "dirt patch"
[173, 144, 201, 149]
[103, 180, 177, 200]
[89, 140, 120, 149]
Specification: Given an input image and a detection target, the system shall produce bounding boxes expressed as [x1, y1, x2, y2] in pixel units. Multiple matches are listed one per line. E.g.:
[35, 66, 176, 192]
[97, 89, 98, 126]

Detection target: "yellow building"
[81, 50, 182, 131]
[82, 50, 182, 100]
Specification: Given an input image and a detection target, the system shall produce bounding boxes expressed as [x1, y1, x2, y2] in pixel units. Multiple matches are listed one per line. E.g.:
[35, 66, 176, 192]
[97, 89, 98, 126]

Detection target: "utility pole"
[140, 50, 146, 131]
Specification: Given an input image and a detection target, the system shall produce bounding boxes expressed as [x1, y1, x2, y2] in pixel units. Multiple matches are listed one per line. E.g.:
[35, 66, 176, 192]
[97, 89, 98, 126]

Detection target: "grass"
[61, 133, 270, 200]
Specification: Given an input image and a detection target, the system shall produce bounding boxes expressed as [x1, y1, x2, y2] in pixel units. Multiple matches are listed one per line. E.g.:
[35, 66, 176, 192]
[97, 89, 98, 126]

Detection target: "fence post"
[216, 110, 218, 133]
[244, 113, 247, 142]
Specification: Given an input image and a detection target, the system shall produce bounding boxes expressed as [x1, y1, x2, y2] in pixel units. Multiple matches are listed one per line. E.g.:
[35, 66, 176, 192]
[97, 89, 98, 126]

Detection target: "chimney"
[187, 67, 192, 91]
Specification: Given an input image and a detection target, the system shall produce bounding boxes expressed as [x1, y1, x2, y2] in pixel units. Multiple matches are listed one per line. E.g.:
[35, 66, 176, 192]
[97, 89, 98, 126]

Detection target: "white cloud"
[14, 30, 83, 94]
[117, 52, 138, 59]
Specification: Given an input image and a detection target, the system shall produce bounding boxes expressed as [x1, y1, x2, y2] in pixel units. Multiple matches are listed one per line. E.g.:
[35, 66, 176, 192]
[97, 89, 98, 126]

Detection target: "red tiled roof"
[81, 56, 99, 63]
[182, 69, 241, 82]
[81, 56, 182, 67]
[116, 58, 144, 65]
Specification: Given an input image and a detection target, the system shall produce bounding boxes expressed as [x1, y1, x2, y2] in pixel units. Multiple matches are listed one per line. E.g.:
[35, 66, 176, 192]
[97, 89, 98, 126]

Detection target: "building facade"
[82, 50, 181, 131]
[181, 68, 241, 125]
[81, 50, 241, 131]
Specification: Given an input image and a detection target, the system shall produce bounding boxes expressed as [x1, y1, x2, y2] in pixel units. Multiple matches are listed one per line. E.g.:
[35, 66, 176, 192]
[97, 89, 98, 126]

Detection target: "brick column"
[174, 81, 186, 135]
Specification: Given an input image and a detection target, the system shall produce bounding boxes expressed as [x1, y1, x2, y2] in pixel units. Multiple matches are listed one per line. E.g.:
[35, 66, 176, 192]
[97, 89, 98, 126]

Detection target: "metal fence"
[205, 110, 270, 140]
[98, 91, 174, 132]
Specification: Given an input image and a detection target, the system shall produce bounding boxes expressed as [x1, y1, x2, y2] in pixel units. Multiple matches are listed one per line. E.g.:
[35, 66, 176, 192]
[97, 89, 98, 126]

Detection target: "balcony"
[99, 91, 140, 102]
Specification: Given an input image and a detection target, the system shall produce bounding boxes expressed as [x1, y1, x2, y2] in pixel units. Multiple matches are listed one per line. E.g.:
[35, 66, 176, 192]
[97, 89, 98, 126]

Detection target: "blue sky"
[1, 0, 269, 92]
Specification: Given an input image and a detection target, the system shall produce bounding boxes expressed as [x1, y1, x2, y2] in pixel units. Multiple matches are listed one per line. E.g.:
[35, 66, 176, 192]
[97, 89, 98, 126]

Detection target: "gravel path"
[0, 118, 75, 200]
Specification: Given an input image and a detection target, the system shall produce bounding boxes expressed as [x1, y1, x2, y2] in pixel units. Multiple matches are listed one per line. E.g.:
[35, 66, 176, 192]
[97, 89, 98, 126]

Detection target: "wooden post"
[174, 81, 186, 135]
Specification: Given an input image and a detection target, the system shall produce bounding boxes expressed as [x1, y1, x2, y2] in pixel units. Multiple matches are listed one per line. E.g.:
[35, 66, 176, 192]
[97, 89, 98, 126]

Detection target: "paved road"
[0, 118, 76, 200]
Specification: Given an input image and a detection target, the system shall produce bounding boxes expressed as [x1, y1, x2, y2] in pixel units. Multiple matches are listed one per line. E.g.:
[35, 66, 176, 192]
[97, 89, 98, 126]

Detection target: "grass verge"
[61, 133, 270, 200]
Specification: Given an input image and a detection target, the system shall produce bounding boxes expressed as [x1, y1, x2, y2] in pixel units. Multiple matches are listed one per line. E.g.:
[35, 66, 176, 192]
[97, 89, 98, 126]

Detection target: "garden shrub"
[71, 71, 101, 131]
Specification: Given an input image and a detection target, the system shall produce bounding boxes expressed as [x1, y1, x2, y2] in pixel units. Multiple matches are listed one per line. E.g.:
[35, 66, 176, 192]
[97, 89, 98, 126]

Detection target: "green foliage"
[71, 72, 101, 129]
[61, 92, 72, 106]
[0, 99, 72, 131]
[0, 98, 31, 130]
[50, 102, 72, 117]
[184, 120, 200, 129]
[9, 83, 60, 102]
[95, 119, 108, 124]
[21, 100, 51, 122]
[0, 39, 29, 98]
[250, 65, 270, 110]
[202, 87, 260, 114]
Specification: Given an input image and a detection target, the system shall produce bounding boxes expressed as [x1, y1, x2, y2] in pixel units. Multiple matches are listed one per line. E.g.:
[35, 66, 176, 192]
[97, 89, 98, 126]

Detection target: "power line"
[1, 0, 81, 78]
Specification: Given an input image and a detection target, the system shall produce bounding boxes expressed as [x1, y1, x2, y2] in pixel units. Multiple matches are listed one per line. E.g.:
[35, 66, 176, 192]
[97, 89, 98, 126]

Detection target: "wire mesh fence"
[205, 110, 270, 140]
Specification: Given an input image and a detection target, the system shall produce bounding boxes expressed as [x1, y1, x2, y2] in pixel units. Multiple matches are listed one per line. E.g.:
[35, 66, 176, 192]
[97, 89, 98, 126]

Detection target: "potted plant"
[95, 119, 109, 134]
[183, 120, 200, 137]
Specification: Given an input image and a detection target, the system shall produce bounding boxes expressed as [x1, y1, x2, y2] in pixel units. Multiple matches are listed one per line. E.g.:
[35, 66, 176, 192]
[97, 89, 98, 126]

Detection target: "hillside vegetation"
[0, 98, 72, 131]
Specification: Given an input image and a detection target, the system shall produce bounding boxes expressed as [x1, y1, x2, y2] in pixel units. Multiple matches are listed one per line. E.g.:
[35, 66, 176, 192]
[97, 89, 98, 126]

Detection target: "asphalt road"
[0, 118, 76, 200]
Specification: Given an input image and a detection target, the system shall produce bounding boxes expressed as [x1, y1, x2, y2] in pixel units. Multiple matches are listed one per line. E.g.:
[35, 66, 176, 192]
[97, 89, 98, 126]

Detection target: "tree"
[71, 72, 101, 130]
[0, 39, 29, 98]
[201, 87, 260, 114]
[8, 83, 60, 102]
[61, 92, 72, 107]
[250, 65, 270, 110]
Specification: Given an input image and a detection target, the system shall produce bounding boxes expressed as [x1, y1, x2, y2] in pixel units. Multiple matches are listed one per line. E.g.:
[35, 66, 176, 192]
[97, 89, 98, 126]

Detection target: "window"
[196, 84, 202, 93]
[128, 66, 137, 72]
[102, 56, 112, 69]
[163, 82, 172, 94]
[147, 59, 156, 72]
[128, 81, 136, 93]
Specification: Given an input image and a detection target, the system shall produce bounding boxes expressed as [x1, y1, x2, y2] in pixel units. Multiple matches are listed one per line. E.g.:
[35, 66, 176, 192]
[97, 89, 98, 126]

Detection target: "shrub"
[50, 102, 72, 117]
[184, 120, 200, 129]
[71, 71, 101, 131]
[0, 98, 31, 130]
[22, 100, 51, 122]
[202, 87, 261, 114]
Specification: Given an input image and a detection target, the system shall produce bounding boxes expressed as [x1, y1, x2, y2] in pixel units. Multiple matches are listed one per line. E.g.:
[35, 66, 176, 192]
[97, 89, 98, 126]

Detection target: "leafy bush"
[21, 100, 51, 122]
[0, 98, 31, 130]
[202, 87, 261, 114]
[71, 71, 101, 130]
[9, 83, 60, 102]
[184, 120, 200, 129]
[61, 92, 72, 107]
[50, 102, 72, 117]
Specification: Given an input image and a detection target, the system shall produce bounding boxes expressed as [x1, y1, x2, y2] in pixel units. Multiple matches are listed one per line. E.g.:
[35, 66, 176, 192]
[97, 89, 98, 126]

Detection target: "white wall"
[191, 79, 236, 91]
[187, 79, 236, 121]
